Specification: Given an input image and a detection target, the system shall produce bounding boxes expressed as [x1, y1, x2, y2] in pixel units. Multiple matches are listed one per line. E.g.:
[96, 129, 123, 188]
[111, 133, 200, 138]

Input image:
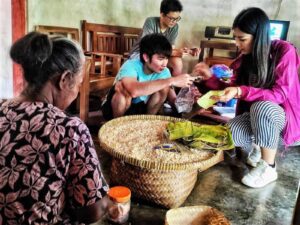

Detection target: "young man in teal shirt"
[101, 34, 195, 120]
[129, 0, 199, 105]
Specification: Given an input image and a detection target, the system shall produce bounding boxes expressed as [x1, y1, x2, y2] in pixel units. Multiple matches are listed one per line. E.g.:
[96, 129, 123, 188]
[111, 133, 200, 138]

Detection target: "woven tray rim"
[166, 205, 212, 218]
[165, 205, 229, 225]
[98, 115, 223, 171]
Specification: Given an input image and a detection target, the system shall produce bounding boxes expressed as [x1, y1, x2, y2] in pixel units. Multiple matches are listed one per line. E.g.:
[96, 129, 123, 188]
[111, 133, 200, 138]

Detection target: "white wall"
[0, 0, 13, 99]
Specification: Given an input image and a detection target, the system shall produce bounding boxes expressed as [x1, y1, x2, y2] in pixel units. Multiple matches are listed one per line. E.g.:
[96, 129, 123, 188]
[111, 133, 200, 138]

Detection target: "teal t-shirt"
[115, 59, 171, 103]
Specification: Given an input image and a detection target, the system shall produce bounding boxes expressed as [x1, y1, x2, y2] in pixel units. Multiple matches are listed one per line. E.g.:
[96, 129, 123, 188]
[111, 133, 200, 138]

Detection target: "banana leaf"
[167, 121, 194, 140]
[166, 122, 234, 151]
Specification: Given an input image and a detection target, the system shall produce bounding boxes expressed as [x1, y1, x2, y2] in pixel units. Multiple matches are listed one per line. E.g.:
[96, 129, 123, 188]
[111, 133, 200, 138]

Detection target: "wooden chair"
[198, 40, 238, 67]
[81, 20, 141, 76]
[79, 53, 122, 122]
[79, 57, 92, 121]
[80, 20, 141, 122]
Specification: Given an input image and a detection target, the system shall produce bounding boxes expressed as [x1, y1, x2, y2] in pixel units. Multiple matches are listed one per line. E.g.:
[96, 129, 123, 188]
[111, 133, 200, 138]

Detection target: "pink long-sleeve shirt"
[203, 40, 300, 146]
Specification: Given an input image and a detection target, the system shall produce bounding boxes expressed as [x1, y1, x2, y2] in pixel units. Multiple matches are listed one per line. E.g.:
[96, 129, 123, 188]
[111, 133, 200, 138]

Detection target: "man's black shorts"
[101, 86, 147, 120]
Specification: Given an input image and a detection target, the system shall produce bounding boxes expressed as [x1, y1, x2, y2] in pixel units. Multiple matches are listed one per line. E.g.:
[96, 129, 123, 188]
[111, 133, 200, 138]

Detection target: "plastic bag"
[210, 64, 233, 82]
[175, 84, 198, 113]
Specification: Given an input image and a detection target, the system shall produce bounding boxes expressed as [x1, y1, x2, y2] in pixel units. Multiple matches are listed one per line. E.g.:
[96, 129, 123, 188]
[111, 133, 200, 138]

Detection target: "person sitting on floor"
[101, 33, 196, 120]
[129, 0, 200, 105]
[0, 31, 109, 224]
[194, 7, 300, 188]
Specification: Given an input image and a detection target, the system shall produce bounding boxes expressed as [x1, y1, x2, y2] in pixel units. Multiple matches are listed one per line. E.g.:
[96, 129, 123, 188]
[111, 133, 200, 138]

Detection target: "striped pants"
[228, 101, 285, 151]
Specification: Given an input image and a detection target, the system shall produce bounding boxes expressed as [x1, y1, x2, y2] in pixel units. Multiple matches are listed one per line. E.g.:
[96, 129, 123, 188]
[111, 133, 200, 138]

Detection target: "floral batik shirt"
[0, 99, 109, 225]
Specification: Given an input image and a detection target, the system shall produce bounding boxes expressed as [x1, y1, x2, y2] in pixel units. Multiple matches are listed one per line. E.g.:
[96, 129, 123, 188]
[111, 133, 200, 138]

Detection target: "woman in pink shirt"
[194, 7, 300, 188]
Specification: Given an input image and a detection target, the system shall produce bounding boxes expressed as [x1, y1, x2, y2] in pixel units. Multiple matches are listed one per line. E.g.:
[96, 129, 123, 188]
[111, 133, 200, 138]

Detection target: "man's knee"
[158, 87, 169, 100]
[111, 82, 132, 116]
[111, 92, 125, 106]
[168, 57, 183, 76]
[148, 87, 169, 105]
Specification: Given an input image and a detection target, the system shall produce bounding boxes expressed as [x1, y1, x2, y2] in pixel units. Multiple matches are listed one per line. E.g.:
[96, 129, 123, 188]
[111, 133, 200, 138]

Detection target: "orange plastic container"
[108, 186, 131, 203]
[107, 186, 131, 223]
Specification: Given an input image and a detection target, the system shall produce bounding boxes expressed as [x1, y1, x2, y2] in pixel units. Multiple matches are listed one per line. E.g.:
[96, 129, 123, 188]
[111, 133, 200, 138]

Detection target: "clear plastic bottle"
[107, 186, 131, 224]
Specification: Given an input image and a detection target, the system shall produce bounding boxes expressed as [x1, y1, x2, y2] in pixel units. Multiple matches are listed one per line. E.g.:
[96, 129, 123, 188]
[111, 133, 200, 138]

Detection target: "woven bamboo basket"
[165, 205, 231, 225]
[99, 115, 224, 208]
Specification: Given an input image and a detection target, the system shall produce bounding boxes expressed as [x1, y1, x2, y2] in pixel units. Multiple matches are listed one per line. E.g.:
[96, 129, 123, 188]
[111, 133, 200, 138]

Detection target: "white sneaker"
[164, 102, 172, 109]
[246, 144, 261, 167]
[242, 160, 278, 188]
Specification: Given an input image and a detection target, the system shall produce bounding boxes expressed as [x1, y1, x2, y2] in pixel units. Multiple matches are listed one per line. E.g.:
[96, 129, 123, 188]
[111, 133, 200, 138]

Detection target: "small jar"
[107, 186, 131, 224]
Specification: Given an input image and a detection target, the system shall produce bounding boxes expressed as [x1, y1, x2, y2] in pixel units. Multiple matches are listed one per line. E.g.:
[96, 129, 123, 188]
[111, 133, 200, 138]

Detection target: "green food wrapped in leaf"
[166, 121, 234, 151]
[167, 121, 194, 140]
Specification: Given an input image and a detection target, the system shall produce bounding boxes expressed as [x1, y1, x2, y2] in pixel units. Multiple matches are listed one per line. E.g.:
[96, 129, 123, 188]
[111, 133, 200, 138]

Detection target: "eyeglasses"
[164, 14, 181, 22]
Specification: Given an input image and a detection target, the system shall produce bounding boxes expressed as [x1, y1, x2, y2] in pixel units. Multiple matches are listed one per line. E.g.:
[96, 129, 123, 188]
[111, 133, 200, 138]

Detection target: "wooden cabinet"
[199, 40, 238, 66]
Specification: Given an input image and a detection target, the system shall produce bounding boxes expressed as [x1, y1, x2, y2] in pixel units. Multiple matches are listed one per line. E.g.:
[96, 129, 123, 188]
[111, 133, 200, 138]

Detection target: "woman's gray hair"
[10, 31, 85, 95]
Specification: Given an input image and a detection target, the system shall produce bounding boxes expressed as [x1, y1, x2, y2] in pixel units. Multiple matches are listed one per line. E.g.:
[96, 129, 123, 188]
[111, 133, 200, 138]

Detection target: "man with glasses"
[129, 0, 199, 106]
[130, 0, 199, 75]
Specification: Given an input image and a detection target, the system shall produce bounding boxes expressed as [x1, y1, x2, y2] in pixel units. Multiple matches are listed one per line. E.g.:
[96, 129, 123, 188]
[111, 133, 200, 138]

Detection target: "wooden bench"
[82, 20, 141, 56]
[35, 25, 80, 41]
[80, 20, 141, 122]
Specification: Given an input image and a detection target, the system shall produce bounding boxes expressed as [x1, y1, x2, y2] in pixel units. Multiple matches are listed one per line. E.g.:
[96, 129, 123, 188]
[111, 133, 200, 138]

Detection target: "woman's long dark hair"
[233, 7, 277, 88]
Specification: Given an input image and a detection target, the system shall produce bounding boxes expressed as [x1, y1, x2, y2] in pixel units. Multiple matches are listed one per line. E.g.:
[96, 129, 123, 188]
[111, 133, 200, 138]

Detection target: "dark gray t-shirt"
[129, 17, 179, 57]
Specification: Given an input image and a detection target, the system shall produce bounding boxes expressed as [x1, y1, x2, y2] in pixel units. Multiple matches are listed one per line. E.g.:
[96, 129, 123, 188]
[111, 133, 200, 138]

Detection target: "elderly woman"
[0, 32, 109, 224]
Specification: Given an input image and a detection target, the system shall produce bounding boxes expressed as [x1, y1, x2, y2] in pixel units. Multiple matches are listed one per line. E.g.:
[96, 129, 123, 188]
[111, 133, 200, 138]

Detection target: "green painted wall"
[27, 0, 160, 33]
[28, 0, 300, 46]
[28, 0, 300, 72]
